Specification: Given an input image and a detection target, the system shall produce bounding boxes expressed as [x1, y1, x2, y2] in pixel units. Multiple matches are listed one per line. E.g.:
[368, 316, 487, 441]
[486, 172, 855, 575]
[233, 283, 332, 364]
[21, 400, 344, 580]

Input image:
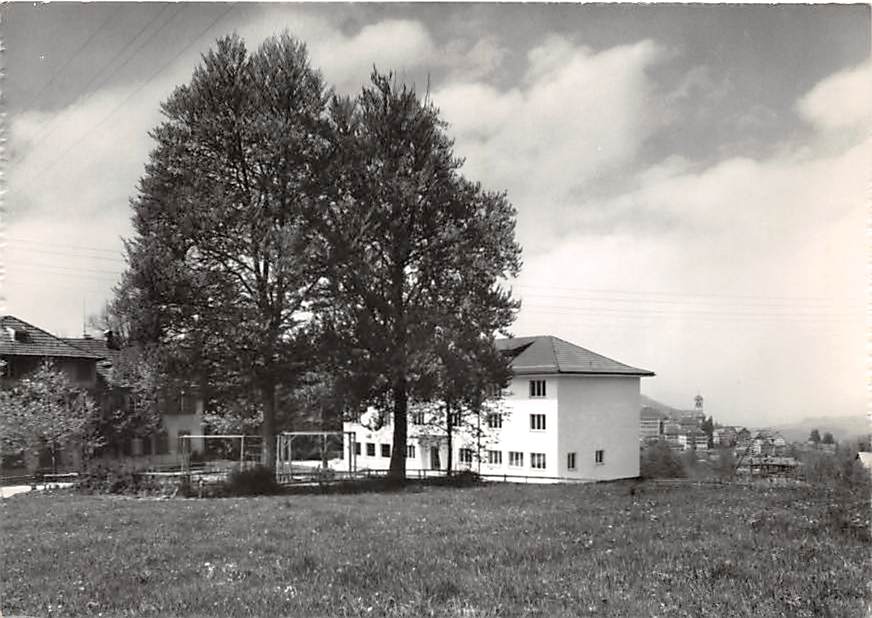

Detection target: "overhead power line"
[8, 237, 125, 256]
[11, 5, 182, 163]
[515, 283, 862, 305]
[13, 3, 238, 188]
[23, 6, 122, 109]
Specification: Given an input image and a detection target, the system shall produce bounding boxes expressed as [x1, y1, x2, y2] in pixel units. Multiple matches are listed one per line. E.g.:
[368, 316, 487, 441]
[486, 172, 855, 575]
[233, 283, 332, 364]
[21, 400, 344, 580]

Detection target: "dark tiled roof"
[63, 338, 120, 382]
[496, 335, 654, 377]
[0, 315, 103, 360]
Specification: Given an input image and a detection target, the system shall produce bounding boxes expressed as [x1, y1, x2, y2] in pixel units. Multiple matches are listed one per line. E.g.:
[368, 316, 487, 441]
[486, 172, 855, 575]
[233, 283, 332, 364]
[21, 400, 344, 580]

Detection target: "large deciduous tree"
[121, 34, 331, 467]
[314, 73, 522, 480]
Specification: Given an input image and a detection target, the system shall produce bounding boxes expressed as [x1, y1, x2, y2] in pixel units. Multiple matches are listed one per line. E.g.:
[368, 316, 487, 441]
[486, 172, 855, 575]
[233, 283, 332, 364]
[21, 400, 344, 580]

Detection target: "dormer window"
[6, 326, 28, 343]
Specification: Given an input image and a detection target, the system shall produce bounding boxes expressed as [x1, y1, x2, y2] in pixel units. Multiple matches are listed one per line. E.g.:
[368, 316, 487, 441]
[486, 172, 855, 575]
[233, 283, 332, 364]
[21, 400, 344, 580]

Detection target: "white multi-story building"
[342, 335, 654, 482]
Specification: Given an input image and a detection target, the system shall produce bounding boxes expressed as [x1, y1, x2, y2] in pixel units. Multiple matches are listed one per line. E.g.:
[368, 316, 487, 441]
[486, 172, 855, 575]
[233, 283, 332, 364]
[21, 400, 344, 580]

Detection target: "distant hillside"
[767, 416, 870, 443]
[640, 394, 683, 416]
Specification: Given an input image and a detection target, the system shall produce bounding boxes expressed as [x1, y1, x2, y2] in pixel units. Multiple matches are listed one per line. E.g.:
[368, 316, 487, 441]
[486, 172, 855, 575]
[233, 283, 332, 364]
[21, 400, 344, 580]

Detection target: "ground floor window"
[459, 448, 473, 464]
[381, 443, 391, 458]
[595, 449, 605, 464]
[156, 431, 169, 455]
[509, 451, 523, 467]
[567, 452, 576, 470]
[487, 450, 502, 465]
[530, 452, 546, 469]
[354, 442, 361, 456]
[406, 444, 416, 458]
[366, 442, 376, 457]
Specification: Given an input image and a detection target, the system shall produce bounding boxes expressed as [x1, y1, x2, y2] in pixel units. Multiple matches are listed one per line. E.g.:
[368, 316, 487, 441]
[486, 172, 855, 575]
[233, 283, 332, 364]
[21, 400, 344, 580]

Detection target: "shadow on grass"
[280, 471, 484, 497]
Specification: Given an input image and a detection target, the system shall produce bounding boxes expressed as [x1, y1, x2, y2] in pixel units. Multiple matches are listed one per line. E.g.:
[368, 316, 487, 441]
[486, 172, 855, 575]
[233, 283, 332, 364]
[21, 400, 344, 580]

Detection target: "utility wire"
[22, 6, 122, 109]
[13, 3, 237, 188]
[10, 5, 181, 164]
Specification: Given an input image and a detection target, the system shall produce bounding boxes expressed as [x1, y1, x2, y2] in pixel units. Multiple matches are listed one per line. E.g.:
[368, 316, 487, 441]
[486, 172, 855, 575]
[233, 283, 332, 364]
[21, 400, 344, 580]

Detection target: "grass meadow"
[1, 480, 870, 617]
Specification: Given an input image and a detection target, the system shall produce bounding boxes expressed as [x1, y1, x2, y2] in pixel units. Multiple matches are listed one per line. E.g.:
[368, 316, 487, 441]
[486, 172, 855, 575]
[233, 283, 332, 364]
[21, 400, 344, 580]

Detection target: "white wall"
[557, 375, 641, 480]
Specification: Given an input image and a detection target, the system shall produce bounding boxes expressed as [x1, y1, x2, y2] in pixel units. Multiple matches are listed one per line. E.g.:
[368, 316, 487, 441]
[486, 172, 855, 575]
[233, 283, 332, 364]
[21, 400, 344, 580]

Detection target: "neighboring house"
[1, 315, 103, 388]
[640, 407, 668, 440]
[343, 335, 654, 482]
[63, 332, 205, 463]
[0, 315, 203, 467]
[687, 428, 709, 451]
[713, 426, 738, 447]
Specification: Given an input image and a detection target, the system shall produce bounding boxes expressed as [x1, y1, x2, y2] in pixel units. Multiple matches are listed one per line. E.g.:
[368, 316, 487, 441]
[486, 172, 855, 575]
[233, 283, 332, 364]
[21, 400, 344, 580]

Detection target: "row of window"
[353, 443, 606, 469]
[353, 442, 417, 459]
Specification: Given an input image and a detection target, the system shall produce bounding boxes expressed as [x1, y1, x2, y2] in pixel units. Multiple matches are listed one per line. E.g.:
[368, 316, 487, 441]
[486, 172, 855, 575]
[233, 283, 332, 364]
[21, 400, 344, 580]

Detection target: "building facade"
[343, 335, 654, 482]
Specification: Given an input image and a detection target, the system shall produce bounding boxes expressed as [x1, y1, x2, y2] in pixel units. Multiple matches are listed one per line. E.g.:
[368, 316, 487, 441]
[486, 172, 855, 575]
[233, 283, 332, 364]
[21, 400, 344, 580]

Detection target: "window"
[595, 449, 605, 465]
[530, 414, 546, 431]
[509, 451, 524, 467]
[354, 442, 361, 456]
[381, 443, 391, 458]
[487, 450, 502, 465]
[529, 380, 546, 398]
[484, 383, 502, 398]
[366, 442, 376, 457]
[486, 413, 502, 429]
[155, 430, 169, 455]
[567, 452, 576, 470]
[459, 448, 473, 464]
[531, 453, 546, 469]
[448, 411, 461, 427]
[410, 411, 425, 425]
[406, 444, 416, 459]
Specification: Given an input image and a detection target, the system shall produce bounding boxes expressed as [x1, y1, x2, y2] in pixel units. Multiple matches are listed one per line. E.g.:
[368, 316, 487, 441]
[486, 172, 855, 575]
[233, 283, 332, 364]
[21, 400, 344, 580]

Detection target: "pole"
[240, 435, 245, 468]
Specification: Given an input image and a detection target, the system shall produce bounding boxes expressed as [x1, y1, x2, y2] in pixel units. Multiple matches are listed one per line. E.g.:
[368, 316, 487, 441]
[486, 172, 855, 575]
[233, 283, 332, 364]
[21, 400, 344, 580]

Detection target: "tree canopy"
[119, 34, 521, 477]
[121, 34, 332, 467]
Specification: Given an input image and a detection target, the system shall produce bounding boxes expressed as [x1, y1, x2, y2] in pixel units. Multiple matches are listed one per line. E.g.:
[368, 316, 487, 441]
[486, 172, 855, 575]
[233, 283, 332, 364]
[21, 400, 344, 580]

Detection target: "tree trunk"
[260, 378, 277, 469]
[446, 400, 453, 475]
[388, 371, 408, 481]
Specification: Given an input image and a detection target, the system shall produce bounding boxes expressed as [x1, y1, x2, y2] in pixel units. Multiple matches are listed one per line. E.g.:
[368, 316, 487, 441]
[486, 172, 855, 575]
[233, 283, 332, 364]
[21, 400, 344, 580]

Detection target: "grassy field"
[1, 480, 870, 617]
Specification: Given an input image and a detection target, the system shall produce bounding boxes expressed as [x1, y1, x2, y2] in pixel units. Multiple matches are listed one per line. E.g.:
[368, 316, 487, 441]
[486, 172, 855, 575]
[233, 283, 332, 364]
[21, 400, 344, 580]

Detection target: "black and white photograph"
[1, 2, 870, 616]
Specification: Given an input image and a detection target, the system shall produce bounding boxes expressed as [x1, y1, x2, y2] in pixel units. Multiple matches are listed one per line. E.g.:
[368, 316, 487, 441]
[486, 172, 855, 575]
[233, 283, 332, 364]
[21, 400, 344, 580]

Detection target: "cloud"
[505, 59, 870, 425]
[797, 60, 872, 132]
[434, 38, 667, 252]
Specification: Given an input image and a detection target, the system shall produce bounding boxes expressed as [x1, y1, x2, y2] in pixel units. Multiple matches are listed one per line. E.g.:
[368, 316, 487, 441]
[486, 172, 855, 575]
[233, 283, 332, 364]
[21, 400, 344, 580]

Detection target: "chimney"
[104, 330, 120, 350]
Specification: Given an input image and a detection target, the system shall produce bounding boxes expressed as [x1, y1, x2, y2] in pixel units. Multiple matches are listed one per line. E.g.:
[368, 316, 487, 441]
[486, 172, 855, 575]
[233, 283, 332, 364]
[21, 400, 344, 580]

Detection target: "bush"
[221, 464, 280, 496]
[76, 460, 160, 495]
[640, 441, 686, 479]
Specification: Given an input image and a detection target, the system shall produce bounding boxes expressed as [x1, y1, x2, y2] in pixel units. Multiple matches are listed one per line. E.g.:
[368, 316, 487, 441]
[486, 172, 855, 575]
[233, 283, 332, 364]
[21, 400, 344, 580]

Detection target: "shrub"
[640, 441, 686, 479]
[76, 460, 160, 495]
[221, 464, 280, 496]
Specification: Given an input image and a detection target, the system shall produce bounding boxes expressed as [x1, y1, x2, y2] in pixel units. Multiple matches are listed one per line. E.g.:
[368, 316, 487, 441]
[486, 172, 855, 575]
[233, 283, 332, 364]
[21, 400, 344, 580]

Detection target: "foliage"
[75, 460, 161, 495]
[0, 362, 102, 465]
[822, 431, 835, 444]
[94, 345, 163, 455]
[119, 33, 332, 468]
[220, 464, 280, 496]
[713, 448, 737, 481]
[2, 482, 870, 616]
[312, 71, 521, 479]
[640, 441, 686, 479]
[809, 428, 821, 443]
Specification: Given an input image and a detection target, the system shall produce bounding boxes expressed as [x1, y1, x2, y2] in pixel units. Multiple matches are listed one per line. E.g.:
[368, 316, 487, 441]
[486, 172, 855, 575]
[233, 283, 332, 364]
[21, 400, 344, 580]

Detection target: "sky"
[1, 3, 869, 427]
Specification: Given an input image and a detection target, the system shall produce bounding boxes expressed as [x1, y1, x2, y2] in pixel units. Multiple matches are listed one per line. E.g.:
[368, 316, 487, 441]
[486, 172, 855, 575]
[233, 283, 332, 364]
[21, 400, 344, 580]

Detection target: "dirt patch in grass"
[1, 481, 869, 616]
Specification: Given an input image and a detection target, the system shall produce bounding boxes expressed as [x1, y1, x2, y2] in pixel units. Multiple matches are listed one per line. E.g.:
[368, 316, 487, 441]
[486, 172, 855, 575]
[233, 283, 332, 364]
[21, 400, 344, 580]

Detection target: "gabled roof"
[496, 335, 654, 377]
[0, 315, 103, 360]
